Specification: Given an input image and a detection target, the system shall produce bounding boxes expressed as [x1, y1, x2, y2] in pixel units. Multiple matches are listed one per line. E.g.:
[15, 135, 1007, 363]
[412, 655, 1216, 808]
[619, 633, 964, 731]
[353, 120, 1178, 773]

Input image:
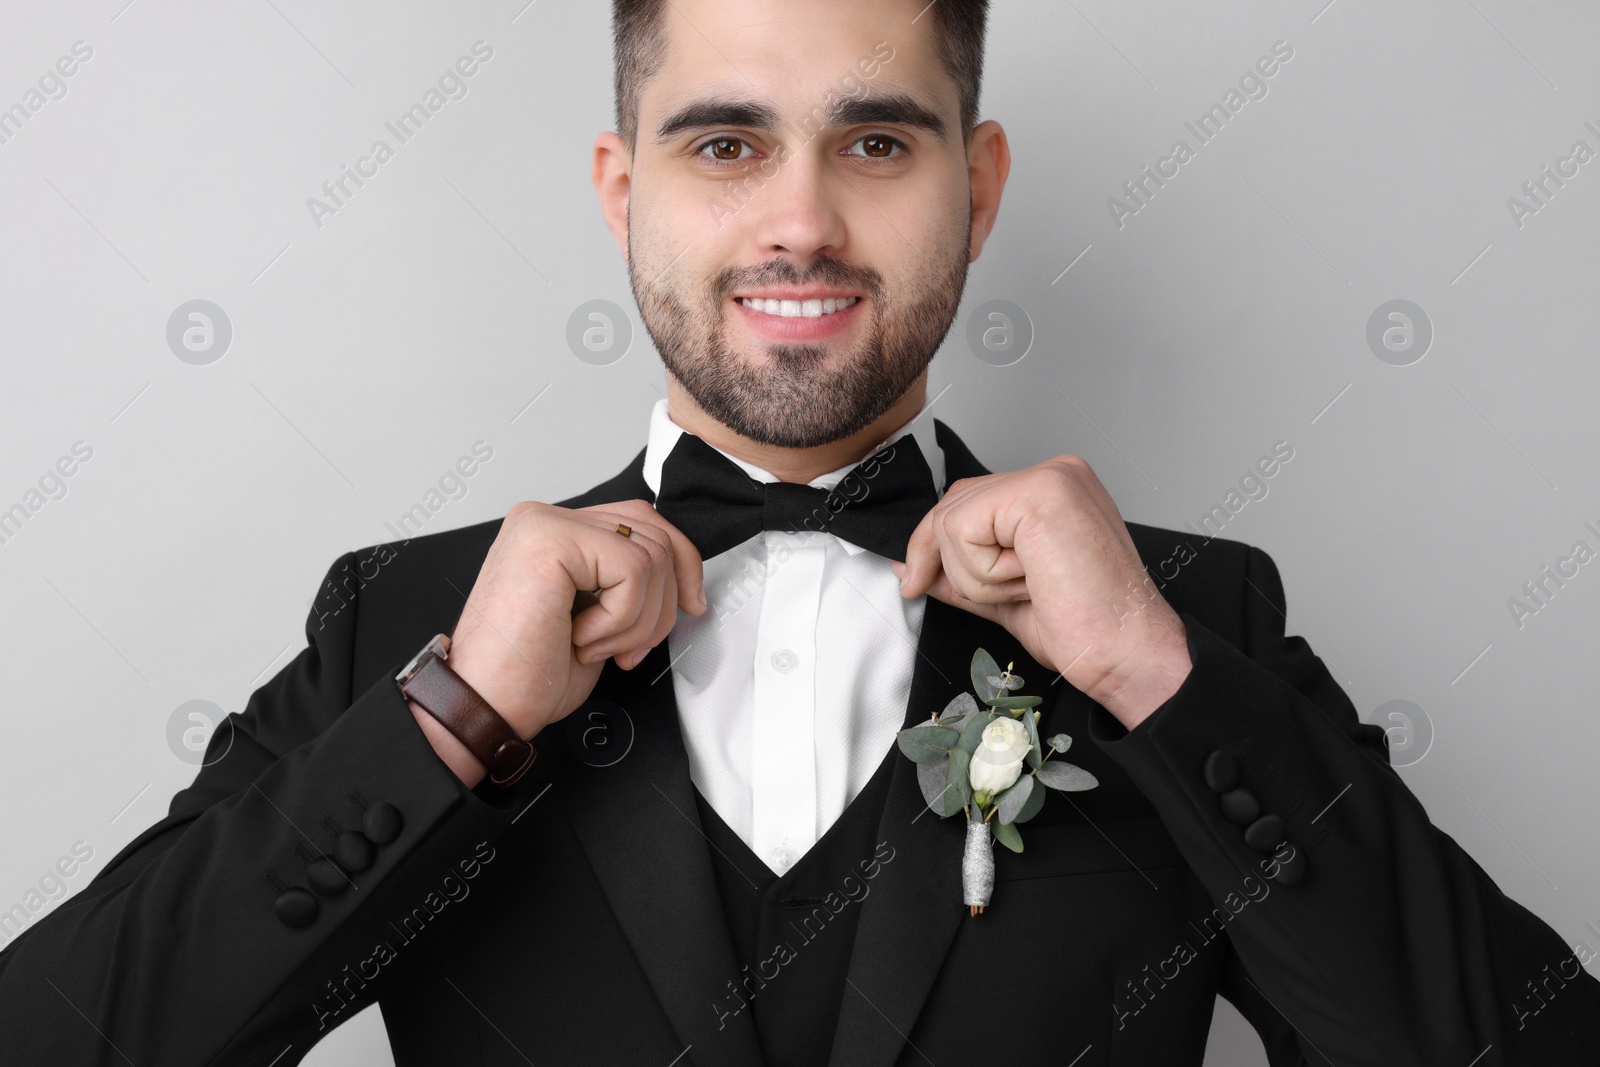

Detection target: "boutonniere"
[896, 649, 1099, 915]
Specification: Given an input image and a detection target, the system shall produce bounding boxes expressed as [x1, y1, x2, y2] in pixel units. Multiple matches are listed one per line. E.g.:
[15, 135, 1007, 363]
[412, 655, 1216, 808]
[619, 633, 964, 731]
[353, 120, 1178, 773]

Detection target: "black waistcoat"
[693, 741, 900, 1067]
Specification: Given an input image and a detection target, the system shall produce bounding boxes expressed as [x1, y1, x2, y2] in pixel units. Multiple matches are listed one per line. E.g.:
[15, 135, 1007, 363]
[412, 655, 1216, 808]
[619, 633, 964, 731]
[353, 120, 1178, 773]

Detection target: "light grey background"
[2, 1, 1596, 1063]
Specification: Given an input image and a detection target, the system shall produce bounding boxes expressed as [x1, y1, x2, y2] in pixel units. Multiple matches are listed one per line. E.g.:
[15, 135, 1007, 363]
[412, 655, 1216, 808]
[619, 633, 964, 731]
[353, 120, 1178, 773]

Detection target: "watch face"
[395, 633, 450, 684]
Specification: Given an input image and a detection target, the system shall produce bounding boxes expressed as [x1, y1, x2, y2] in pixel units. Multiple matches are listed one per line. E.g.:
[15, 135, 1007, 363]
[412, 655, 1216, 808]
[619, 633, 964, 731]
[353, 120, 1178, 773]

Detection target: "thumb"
[918, 568, 1002, 626]
[895, 520, 940, 598]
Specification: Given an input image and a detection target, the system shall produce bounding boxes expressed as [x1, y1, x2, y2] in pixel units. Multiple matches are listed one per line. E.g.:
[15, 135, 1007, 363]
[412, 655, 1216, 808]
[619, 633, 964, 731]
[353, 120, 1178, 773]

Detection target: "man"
[1, 1, 1596, 1064]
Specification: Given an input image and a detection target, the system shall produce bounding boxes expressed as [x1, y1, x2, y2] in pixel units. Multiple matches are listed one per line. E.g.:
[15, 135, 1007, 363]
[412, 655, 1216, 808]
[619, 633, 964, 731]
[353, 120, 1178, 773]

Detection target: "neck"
[664, 371, 929, 485]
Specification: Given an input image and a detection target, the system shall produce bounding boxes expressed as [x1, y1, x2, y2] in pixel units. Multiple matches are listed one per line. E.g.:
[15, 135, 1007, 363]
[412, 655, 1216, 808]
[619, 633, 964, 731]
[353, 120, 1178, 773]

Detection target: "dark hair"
[612, 0, 989, 150]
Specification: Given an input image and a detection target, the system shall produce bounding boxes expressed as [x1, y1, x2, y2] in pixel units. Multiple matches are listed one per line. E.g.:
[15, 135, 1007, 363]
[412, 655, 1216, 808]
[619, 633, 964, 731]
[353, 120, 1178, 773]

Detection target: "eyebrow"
[651, 90, 949, 145]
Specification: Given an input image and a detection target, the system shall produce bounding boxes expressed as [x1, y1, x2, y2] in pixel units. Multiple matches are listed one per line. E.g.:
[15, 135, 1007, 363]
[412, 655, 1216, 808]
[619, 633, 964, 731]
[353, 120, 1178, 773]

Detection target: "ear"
[965, 120, 1011, 263]
[592, 131, 632, 262]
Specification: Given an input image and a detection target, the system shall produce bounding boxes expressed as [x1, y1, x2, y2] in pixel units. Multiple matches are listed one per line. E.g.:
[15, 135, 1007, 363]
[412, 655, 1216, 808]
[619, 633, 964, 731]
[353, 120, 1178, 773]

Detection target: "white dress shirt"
[641, 398, 947, 875]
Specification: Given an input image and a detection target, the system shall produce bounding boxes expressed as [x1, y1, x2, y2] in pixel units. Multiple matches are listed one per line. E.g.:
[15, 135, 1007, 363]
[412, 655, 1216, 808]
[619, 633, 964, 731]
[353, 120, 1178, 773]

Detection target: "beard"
[628, 201, 972, 449]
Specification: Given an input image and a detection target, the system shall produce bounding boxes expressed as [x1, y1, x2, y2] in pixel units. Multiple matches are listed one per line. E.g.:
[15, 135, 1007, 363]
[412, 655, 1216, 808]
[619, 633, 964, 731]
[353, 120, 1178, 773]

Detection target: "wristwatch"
[395, 634, 537, 788]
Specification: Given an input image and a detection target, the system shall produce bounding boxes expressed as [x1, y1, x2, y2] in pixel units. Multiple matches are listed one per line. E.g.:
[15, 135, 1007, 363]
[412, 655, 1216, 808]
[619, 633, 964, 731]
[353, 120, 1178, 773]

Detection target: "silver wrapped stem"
[962, 817, 995, 913]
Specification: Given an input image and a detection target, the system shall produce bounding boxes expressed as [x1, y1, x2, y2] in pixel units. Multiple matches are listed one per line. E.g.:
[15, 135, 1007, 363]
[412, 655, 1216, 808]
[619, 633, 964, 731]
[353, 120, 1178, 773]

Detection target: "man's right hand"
[408, 499, 706, 786]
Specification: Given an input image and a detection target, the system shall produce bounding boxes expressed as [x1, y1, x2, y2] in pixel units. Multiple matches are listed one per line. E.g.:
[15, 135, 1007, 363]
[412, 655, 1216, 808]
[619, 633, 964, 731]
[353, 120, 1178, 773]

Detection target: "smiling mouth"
[735, 296, 862, 319]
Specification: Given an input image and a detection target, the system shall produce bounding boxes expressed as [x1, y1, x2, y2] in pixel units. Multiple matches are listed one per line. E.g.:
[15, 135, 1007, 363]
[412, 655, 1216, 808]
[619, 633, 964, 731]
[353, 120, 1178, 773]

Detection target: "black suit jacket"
[1, 421, 1596, 1066]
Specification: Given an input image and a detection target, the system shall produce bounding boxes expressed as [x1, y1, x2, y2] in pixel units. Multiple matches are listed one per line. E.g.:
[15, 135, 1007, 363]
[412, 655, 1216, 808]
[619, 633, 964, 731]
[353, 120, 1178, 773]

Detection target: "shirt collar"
[640, 396, 947, 557]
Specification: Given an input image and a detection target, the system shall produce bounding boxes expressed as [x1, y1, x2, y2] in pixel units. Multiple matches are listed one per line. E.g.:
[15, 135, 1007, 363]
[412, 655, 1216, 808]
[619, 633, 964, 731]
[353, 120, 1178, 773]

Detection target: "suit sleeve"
[1086, 543, 1600, 1066]
[0, 550, 556, 1066]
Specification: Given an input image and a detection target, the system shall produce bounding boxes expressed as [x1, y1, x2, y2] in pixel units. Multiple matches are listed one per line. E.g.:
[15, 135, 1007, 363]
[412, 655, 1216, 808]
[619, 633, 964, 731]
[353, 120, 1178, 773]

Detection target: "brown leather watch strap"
[397, 636, 536, 787]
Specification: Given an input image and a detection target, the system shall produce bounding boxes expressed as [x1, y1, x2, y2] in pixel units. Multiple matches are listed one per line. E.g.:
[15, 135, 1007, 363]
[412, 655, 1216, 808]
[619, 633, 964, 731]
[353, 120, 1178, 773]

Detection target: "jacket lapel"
[564, 645, 768, 1067]
[823, 597, 987, 1067]
[823, 419, 1005, 1067]
[560, 457, 767, 1067]
[558, 419, 1005, 1067]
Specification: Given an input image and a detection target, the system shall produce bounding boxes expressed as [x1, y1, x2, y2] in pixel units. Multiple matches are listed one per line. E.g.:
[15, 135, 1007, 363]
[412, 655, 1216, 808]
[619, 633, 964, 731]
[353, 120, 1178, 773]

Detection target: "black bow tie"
[652, 430, 941, 561]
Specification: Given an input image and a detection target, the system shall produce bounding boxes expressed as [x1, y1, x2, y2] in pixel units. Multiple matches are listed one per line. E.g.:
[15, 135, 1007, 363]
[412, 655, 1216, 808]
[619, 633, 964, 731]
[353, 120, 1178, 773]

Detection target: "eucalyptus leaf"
[941, 691, 979, 720]
[969, 796, 983, 822]
[1035, 761, 1100, 792]
[995, 773, 1034, 824]
[1011, 774, 1048, 823]
[946, 747, 973, 815]
[1047, 733, 1073, 753]
[896, 725, 960, 763]
[917, 758, 950, 812]
[989, 695, 1043, 711]
[1021, 708, 1043, 771]
[992, 818, 1023, 853]
[970, 648, 1003, 703]
[957, 710, 997, 756]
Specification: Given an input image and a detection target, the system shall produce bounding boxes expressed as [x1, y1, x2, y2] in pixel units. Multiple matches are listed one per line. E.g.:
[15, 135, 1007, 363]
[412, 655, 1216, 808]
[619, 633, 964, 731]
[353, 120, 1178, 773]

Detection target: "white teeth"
[739, 296, 858, 318]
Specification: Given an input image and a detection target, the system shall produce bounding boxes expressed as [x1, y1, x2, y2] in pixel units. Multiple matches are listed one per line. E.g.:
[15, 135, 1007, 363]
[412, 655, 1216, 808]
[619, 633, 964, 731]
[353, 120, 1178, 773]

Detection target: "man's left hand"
[891, 455, 1192, 730]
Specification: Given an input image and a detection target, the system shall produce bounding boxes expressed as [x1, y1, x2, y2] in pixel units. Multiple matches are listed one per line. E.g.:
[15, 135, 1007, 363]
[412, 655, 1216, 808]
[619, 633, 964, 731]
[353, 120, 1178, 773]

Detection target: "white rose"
[969, 716, 1031, 794]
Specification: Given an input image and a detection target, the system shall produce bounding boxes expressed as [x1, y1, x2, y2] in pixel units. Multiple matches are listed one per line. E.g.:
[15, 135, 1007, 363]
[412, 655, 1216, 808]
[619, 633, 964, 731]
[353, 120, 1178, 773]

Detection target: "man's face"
[624, 0, 976, 449]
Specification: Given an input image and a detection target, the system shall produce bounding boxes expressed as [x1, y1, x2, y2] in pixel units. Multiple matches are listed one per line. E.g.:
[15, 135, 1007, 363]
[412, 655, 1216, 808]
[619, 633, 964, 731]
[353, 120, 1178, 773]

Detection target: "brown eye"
[703, 138, 746, 161]
[844, 133, 907, 161]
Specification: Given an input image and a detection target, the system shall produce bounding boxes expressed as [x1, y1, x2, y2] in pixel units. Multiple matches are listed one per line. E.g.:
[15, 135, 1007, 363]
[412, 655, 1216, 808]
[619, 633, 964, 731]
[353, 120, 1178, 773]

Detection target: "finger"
[650, 511, 708, 615]
[590, 532, 670, 665]
[623, 560, 685, 669]
[928, 500, 1015, 605]
[943, 508, 1028, 597]
[582, 500, 707, 615]
[984, 546, 1027, 586]
[581, 522, 675, 665]
[611, 572, 669, 668]
[568, 524, 657, 649]
[897, 508, 944, 598]
[612, 512, 701, 668]
[898, 471, 1002, 597]
[922, 568, 1004, 623]
[572, 505, 701, 669]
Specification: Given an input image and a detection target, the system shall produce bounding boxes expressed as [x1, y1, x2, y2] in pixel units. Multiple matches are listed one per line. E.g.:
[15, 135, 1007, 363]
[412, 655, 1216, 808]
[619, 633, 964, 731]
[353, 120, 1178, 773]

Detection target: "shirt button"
[770, 649, 798, 673]
[771, 845, 799, 871]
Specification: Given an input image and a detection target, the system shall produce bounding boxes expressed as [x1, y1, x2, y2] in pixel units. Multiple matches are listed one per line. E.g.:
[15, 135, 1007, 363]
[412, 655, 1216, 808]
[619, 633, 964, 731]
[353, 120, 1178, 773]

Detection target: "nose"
[745, 146, 849, 265]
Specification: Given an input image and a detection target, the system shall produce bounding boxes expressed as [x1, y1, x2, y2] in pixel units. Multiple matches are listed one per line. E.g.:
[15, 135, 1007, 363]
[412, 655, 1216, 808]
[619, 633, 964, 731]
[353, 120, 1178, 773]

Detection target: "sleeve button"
[362, 802, 403, 845]
[274, 887, 319, 927]
[1244, 814, 1286, 853]
[306, 856, 349, 897]
[1219, 787, 1260, 825]
[335, 831, 375, 872]
[1202, 750, 1239, 793]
